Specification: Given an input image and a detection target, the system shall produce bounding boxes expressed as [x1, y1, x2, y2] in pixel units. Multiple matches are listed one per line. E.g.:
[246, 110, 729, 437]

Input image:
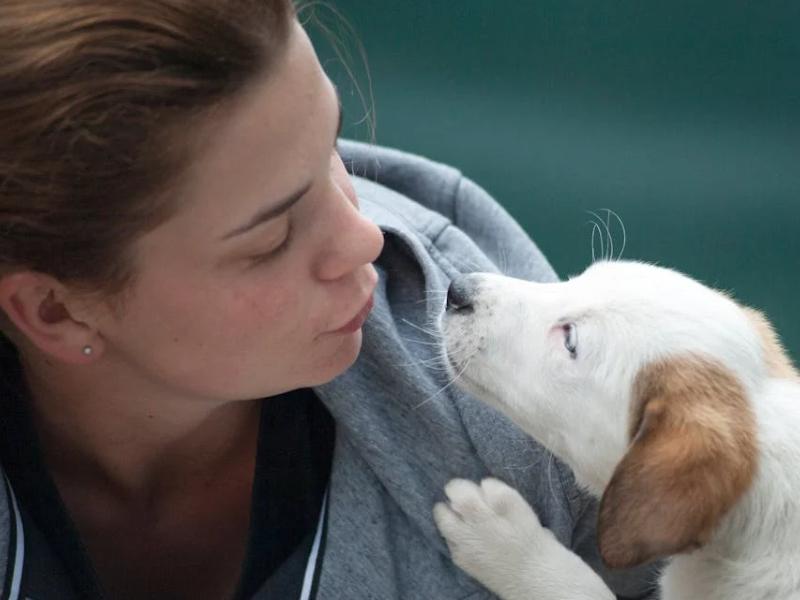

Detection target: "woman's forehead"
[136, 22, 339, 250]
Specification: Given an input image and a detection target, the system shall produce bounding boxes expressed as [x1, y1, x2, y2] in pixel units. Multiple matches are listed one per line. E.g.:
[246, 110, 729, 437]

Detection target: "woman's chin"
[312, 328, 364, 385]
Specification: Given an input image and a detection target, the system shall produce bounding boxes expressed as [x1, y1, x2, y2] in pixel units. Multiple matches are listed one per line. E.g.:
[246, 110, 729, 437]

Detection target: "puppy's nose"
[446, 276, 476, 312]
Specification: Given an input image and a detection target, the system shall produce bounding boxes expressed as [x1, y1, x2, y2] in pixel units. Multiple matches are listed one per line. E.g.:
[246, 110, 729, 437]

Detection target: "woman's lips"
[330, 294, 375, 335]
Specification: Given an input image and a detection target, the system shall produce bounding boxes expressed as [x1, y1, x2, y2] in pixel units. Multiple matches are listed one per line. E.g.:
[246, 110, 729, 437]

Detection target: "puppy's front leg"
[434, 478, 614, 600]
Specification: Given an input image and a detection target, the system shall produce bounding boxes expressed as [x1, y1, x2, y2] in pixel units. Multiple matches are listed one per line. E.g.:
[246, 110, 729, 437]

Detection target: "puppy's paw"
[434, 478, 616, 600]
[433, 478, 555, 588]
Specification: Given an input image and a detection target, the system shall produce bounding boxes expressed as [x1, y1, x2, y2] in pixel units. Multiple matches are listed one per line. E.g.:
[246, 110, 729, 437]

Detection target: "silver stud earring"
[82, 346, 92, 356]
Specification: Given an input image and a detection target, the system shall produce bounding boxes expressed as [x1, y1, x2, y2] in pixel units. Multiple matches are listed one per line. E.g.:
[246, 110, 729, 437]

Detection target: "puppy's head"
[442, 260, 792, 568]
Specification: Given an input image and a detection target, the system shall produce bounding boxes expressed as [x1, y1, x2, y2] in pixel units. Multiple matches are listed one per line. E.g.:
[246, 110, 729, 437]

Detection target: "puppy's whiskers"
[398, 337, 444, 348]
[545, 451, 559, 504]
[389, 354, 449, 370]
[496, 241, 509, 275]
[585, 208, 627, 262]
[412, 350, 476, 410]
[590, 220, 604, 263]
[401, 317, 444, 340]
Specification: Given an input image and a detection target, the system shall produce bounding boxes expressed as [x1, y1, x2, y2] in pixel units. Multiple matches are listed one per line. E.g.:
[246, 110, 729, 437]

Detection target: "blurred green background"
[310, 1, 800, 360]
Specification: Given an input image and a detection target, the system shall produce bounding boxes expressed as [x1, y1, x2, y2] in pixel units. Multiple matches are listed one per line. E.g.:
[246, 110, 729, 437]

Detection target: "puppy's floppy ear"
[597, 355, 758, 569]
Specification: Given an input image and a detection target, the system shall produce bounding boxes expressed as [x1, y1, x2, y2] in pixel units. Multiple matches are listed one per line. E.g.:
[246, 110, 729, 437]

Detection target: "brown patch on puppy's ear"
[741, 306, 800, 382]
[597, 355, 757, 569]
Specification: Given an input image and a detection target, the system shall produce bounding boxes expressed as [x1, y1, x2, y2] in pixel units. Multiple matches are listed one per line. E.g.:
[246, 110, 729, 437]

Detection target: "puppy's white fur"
[433, 260, 800, 600]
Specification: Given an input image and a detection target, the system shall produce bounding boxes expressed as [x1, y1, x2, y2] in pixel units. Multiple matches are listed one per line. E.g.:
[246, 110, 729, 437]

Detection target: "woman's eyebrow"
[219, 181, 311, 241]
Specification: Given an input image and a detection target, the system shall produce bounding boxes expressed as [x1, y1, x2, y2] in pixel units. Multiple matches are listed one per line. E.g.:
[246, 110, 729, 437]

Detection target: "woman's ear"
[0, 271, 103, 364]
[597, 355, 758, 569]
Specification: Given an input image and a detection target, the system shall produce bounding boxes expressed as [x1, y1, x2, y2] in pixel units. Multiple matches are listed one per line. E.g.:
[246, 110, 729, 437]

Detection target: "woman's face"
[91, 20, 384, 402]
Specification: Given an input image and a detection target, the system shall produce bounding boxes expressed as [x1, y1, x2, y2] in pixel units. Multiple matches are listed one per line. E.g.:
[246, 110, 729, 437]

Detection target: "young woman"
[0, 1, 658, 599]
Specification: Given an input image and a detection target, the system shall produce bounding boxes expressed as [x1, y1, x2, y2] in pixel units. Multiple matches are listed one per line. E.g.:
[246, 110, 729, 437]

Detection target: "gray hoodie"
[0, 140, 658, 600]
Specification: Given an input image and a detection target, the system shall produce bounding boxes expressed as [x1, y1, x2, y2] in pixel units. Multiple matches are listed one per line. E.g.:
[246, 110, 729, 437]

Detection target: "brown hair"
[0, 0, 294, 296]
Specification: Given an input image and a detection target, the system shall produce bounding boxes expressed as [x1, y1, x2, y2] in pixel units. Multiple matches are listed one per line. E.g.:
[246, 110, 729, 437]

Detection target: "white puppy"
[433, 260, 800, 600]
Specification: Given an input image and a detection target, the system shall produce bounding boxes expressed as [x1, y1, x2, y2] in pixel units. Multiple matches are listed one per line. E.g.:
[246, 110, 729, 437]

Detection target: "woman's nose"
[313, 188, 384, 282]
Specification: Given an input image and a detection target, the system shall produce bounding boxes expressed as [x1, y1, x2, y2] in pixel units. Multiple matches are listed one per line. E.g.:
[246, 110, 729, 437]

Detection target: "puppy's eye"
[563, 323, 578, 358]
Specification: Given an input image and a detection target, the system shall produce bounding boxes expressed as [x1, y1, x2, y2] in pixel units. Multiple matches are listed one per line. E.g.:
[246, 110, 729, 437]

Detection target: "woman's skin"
[0, 19, 384, 600]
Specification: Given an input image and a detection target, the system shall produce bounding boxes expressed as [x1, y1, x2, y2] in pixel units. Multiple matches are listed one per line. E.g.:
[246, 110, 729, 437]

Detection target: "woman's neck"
[21, 348, 261, 503]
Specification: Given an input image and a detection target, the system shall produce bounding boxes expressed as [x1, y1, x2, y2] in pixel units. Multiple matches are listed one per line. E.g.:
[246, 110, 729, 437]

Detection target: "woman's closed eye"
[248, 220, 294, 266]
